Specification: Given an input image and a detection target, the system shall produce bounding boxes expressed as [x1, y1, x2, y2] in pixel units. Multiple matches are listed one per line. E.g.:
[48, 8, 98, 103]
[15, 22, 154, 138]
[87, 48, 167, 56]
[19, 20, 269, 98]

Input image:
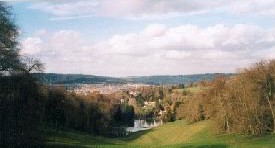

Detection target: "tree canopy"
[0, 2, 22, 73]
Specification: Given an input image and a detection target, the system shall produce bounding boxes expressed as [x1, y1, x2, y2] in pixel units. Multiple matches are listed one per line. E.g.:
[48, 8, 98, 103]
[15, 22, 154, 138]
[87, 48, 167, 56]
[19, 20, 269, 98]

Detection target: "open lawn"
[173, 86, 208, 94]
[44, 120, 275, 148]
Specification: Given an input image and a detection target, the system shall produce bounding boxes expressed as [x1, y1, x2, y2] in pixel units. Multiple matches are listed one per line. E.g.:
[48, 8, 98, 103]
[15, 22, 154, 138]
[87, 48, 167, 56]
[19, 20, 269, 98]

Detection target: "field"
[44, 120, 275, 148]
[173, 86, 208, 95]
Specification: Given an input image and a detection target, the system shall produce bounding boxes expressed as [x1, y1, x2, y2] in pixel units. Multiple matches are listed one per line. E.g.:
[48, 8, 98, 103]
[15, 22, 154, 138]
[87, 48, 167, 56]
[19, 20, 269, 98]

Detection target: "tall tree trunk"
[266, 97, 275, 133]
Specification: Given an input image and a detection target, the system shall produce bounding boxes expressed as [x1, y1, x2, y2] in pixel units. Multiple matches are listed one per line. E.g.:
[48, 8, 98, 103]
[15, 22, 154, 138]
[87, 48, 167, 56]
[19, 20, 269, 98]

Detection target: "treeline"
[179, 60, 275, 135]
[0, 74, 135, 146]
[43, 88, 130, 135]
[32, 73, 234, 85]
[129, 73, 234, 85]
[32, 73, 127, 84]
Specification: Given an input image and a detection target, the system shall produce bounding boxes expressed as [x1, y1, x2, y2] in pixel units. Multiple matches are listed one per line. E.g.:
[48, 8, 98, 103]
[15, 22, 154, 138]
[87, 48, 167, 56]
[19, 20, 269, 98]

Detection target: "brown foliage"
[179, 60, 275, 135]
[205, 60, 275, 135]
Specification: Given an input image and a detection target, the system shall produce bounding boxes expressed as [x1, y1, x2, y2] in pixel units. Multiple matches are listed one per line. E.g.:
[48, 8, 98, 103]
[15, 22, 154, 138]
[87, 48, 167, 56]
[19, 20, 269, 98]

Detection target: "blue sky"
[8, 0, 275, 76]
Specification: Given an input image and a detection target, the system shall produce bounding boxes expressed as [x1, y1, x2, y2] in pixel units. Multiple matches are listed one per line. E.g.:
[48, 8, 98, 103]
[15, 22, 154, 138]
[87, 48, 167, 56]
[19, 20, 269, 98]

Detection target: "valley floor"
[44, 120, 275, 148]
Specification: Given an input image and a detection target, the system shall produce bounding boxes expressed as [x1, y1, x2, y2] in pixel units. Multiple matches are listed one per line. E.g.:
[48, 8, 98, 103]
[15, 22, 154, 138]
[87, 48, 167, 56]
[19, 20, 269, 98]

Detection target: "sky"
[7, 0, 275, 77]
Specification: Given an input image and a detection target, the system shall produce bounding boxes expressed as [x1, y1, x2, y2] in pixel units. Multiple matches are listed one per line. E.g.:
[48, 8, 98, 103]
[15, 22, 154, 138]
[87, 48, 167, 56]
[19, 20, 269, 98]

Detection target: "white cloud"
[20, 24, 275, 76]
[28, 0, 275, 20]
[229, 0, 275, 15]
[21, 37, 42, 55]
[163, 50, 191, 60]
[142, 24, 167, 37]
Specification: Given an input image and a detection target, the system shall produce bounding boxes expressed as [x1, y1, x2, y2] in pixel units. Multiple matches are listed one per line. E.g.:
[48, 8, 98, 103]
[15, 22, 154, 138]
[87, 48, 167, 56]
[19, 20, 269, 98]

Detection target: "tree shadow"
[119, 129, 154, 141]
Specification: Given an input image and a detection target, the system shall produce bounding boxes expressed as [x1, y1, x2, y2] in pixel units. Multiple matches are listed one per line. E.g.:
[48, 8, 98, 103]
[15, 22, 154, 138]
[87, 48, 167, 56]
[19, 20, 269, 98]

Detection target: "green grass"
[173, 86, 207, 94]
[43, 128, 125, 147]
[44, 120, 275, 148]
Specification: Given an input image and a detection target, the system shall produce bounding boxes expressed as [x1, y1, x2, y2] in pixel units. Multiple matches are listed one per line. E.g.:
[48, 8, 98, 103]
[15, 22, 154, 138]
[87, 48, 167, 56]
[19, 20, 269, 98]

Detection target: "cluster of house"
[120, 91, 156, 107]
[66, 84, 148, 95]
[120, 90, 168, 118]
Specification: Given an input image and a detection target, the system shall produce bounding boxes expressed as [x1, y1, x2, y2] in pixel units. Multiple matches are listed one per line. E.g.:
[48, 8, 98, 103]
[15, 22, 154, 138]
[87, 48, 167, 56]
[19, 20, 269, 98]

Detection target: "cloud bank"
[21, 24, 275, 76]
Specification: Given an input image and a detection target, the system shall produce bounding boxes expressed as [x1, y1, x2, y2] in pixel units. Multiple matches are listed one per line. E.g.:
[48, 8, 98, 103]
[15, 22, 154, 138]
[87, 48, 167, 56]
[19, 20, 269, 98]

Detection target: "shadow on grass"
[45, 143, 86, 148]
[120, 129, 153, 141]
[181, 144, 228, 148]
[42, 127, 120, 147]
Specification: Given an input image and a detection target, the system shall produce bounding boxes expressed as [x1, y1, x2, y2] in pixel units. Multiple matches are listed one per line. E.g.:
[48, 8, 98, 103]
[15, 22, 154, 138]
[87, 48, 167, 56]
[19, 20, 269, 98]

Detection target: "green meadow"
[44, 120, 275, 148]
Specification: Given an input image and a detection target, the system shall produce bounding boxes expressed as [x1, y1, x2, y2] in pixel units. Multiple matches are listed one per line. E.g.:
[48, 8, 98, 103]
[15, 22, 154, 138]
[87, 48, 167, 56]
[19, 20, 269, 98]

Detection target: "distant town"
[51, 83, 151, 95]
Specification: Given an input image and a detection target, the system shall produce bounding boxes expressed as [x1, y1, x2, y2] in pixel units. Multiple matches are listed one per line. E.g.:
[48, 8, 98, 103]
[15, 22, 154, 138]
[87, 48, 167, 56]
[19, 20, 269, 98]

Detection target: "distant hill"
[32, 73, 234, 85]
[31, 73, 128, 84]
[126, 73, 234, 85]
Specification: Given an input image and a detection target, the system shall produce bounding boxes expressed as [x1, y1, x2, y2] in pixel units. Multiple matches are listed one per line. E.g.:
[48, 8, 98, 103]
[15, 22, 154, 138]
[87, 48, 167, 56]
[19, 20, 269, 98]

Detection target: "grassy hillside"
[44, 120, 275, 148]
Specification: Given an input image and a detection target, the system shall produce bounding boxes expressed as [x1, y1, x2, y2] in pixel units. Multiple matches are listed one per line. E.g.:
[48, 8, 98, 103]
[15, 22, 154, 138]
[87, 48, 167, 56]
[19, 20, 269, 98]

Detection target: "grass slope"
[173, 86, 207, 94]
[44, 120, 275, 148]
